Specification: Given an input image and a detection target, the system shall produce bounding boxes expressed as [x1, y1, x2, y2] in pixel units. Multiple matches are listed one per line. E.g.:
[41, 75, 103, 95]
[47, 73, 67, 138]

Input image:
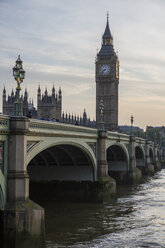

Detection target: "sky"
[0, 0, 165, 129]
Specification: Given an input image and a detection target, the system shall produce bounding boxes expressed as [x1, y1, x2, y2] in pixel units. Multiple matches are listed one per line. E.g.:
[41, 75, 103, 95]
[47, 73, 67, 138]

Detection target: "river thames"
[43, 169, 165, 248]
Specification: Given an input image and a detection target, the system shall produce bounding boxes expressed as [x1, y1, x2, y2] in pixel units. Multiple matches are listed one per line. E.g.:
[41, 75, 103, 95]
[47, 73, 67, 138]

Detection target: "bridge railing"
[0, 115, 10, 133]
[28, 119, 98, 137]
[107, 131, 149, 146]
[107, 131, 130, 142]
[135, 137, 146, 145]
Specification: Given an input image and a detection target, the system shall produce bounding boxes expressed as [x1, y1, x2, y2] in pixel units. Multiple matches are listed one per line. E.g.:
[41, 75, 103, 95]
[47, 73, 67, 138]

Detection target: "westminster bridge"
[0, 114, 164, 242]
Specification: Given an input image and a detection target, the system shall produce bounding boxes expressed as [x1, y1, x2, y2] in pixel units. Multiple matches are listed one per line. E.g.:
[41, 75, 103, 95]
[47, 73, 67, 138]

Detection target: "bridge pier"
[145, 141, 154, 175]
[2, 117, 45, 247]
[154, 145, 161, 171]
[128, 135, 142, 183]
[97, 130, 116, 200]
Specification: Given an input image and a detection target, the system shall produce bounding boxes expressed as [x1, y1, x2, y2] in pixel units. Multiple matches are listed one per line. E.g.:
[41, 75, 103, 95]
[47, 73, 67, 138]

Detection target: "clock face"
[100, 64, 110, 75]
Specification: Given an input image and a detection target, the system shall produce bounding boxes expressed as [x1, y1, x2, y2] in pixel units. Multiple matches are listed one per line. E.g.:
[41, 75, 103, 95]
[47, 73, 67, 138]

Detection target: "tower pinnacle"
[107, 11, 109, 21]
[102, 13, 113, 46]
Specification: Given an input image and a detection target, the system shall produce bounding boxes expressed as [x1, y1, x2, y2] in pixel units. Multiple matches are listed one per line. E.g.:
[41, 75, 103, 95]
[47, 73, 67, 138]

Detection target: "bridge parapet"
[0, 115, 10, 134]
[107, 131, 129, 142]
[28, 119, 98, 138]
[135, 137, 145, 145]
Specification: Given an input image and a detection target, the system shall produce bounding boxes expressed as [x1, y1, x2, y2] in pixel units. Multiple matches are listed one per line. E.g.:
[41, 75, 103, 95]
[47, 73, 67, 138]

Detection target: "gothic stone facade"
[96, 17, 119, 131]
[2, 87, 37, 118]
[2, 85, 62, 120]
[37, 85, 62, 121]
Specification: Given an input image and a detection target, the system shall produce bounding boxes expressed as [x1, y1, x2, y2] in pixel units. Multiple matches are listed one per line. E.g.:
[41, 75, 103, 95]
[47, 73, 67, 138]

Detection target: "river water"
[43, 170, 165, 248]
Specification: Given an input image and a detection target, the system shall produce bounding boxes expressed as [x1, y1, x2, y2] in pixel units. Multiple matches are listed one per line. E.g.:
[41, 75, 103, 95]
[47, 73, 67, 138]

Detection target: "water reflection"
[2, 170, 165, 248]
[43, 171, 165, 248]
[1, 236, 45, 248]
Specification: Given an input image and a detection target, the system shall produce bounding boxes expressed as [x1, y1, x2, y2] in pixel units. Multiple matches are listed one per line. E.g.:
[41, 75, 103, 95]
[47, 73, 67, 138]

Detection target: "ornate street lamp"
[131, 115, 134, 135]
[99, 99, 104, 130]
[12, 55, 25, 116]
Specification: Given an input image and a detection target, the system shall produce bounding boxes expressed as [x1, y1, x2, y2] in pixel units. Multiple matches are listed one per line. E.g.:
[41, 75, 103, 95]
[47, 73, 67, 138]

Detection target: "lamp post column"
[3, 56, 45, 246]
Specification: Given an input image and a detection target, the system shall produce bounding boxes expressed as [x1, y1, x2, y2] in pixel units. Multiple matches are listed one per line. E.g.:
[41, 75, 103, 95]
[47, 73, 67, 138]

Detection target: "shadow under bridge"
[135, 146, 145, 174]
[107, 144, 129, 184]
[27, 144, 96, 202]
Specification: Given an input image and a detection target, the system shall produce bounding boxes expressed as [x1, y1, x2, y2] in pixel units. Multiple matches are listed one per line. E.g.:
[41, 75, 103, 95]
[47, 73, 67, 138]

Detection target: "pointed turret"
[37, 85, 41, 101]
[52, 84, 55, 97]
[3, 86, 6, 103]
[45, 87, 48, 96]
[23, 88, 28, 105]
[38, 85, 41, 94]
[62, 112, 65, 122]
[59, 87, 62, 99]
[83, 109, 87, 126]
[83, 109, 87, 119]
[11, 89, 14, 97]
[24, 88, 28, 98]
[3, 86, 6, 95]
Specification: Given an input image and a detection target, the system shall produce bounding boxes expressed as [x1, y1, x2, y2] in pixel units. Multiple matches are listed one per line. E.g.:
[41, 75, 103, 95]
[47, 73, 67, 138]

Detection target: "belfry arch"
[0, 186, 4, 210]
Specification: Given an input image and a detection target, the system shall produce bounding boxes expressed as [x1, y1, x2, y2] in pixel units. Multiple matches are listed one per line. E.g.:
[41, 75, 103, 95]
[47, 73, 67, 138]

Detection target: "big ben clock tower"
[96, 15, 119, 131]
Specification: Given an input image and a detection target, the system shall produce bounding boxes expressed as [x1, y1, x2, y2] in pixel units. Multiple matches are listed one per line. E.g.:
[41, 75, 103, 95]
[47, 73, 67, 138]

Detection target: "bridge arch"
[106, 143, 129, 184]
[135, 145, 145, 172]
[0, 186, 4, 210]
[27, 140, 96, 182]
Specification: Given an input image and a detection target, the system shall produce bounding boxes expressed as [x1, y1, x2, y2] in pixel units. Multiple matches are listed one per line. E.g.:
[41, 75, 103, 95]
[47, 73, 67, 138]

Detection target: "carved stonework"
[87, 142, 96, 156]
[27, 141, 41, 153]
[125, 143, 129, 152]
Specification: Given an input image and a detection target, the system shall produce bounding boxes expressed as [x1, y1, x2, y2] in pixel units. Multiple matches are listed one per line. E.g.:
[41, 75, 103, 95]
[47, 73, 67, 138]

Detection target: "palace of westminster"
[2, 17, 123, 131]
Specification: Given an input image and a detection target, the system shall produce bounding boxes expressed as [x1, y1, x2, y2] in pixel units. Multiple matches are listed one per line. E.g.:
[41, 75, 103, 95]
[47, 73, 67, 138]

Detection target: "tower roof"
[3, 86, 6, 94]
[98, 13, 115, 56]
[103, 14, 112, 39]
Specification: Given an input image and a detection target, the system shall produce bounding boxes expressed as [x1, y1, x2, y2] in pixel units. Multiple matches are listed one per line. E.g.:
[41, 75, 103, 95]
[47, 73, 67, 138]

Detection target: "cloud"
[0, 0, 165, 128]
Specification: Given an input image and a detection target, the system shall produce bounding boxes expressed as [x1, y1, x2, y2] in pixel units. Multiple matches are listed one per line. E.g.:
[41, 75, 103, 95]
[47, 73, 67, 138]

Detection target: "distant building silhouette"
[61, 109, 95, 128]
[3, 87, 37, 118]
[2, 86, 95, 127]
[37, 85, 62, 121]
